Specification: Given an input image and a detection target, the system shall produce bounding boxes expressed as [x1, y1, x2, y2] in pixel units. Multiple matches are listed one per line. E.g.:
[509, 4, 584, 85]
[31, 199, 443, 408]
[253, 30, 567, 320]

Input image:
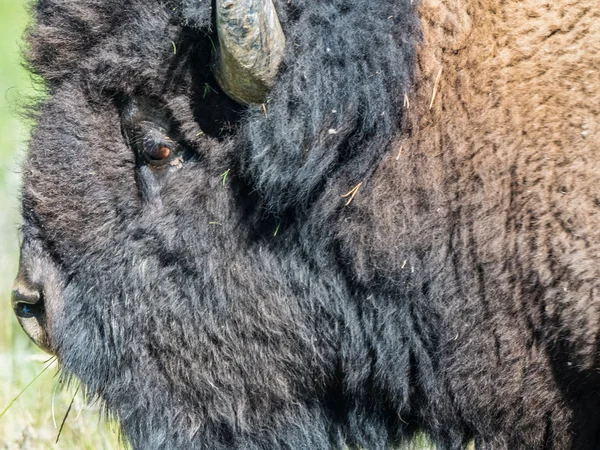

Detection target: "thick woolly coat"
[18, 0, 600, 448]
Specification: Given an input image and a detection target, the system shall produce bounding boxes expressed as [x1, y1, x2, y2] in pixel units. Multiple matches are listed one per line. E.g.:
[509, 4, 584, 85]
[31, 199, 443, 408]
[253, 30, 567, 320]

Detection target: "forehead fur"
[27, 0, 191, 95]
[26, 0, 420, 212]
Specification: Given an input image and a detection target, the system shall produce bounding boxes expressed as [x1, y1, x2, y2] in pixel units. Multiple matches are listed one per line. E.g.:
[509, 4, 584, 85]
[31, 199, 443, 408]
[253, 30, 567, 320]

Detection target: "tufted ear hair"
[178, 0, 213, 31]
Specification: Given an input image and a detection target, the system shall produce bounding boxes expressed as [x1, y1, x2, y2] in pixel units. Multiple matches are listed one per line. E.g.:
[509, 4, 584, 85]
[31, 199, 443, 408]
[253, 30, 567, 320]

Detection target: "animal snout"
[11, 263, 54, 354]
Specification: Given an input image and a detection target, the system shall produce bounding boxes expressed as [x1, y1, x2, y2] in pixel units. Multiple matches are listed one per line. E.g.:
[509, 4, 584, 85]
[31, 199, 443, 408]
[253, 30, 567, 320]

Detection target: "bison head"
[13, 0, 600, 448]
[11, 0, 417, 447]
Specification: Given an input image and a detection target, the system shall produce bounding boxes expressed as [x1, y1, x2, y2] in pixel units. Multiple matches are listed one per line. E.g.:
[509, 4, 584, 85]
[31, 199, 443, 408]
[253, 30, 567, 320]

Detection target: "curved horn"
[213, 0, 286, 105]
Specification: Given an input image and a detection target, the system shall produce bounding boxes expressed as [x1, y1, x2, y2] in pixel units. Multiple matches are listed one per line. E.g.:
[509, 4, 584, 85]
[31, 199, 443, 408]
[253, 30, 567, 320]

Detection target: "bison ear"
[178, 0, 213, 31]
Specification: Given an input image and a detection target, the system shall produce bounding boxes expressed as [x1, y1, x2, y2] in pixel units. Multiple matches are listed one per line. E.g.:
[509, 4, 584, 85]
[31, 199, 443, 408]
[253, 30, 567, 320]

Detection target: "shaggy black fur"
[16, 0, 600, 449]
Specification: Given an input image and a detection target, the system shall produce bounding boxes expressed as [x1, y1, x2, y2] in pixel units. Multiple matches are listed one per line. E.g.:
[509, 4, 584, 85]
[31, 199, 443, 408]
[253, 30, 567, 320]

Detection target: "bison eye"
[119, 97, 193, 204]
[150, 146, 171, 160]
[120, 98, 182, 169]
[138, 127, 178, 168]
[143, 143, 174, 168]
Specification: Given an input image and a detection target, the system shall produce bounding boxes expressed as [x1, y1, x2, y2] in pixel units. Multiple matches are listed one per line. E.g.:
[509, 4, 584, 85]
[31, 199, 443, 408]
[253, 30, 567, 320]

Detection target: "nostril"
[11, 254, 55, 354]
[11, 279, 53, 353]
[12, 286, 45, 318]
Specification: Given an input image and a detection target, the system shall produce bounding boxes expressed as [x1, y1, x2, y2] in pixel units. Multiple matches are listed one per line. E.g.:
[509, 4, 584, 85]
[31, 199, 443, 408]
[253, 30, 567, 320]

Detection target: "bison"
[11, 0, 600, 448]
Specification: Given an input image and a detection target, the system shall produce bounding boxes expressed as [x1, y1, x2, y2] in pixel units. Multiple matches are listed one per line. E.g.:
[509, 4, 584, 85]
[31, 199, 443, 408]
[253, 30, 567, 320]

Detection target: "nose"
[12, 274, 53, 354]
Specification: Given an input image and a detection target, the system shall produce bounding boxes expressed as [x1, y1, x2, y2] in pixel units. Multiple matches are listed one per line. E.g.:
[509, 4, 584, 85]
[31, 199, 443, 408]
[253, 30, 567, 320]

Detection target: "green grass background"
[0, 0, 123, 448]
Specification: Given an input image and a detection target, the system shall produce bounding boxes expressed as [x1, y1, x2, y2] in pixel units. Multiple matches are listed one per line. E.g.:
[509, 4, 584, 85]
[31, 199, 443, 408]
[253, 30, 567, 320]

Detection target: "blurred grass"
[0, 0, 122, 448]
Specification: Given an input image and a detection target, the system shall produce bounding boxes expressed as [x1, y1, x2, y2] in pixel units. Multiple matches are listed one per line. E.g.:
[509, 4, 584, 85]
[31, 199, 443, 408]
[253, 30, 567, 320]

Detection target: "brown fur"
[335, 1, 600, 447]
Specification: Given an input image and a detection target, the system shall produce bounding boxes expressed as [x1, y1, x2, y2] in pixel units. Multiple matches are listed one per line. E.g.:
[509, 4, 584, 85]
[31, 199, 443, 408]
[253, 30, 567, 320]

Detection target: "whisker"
[56, 385, 80, 443]
[51, 382, 59, 428]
